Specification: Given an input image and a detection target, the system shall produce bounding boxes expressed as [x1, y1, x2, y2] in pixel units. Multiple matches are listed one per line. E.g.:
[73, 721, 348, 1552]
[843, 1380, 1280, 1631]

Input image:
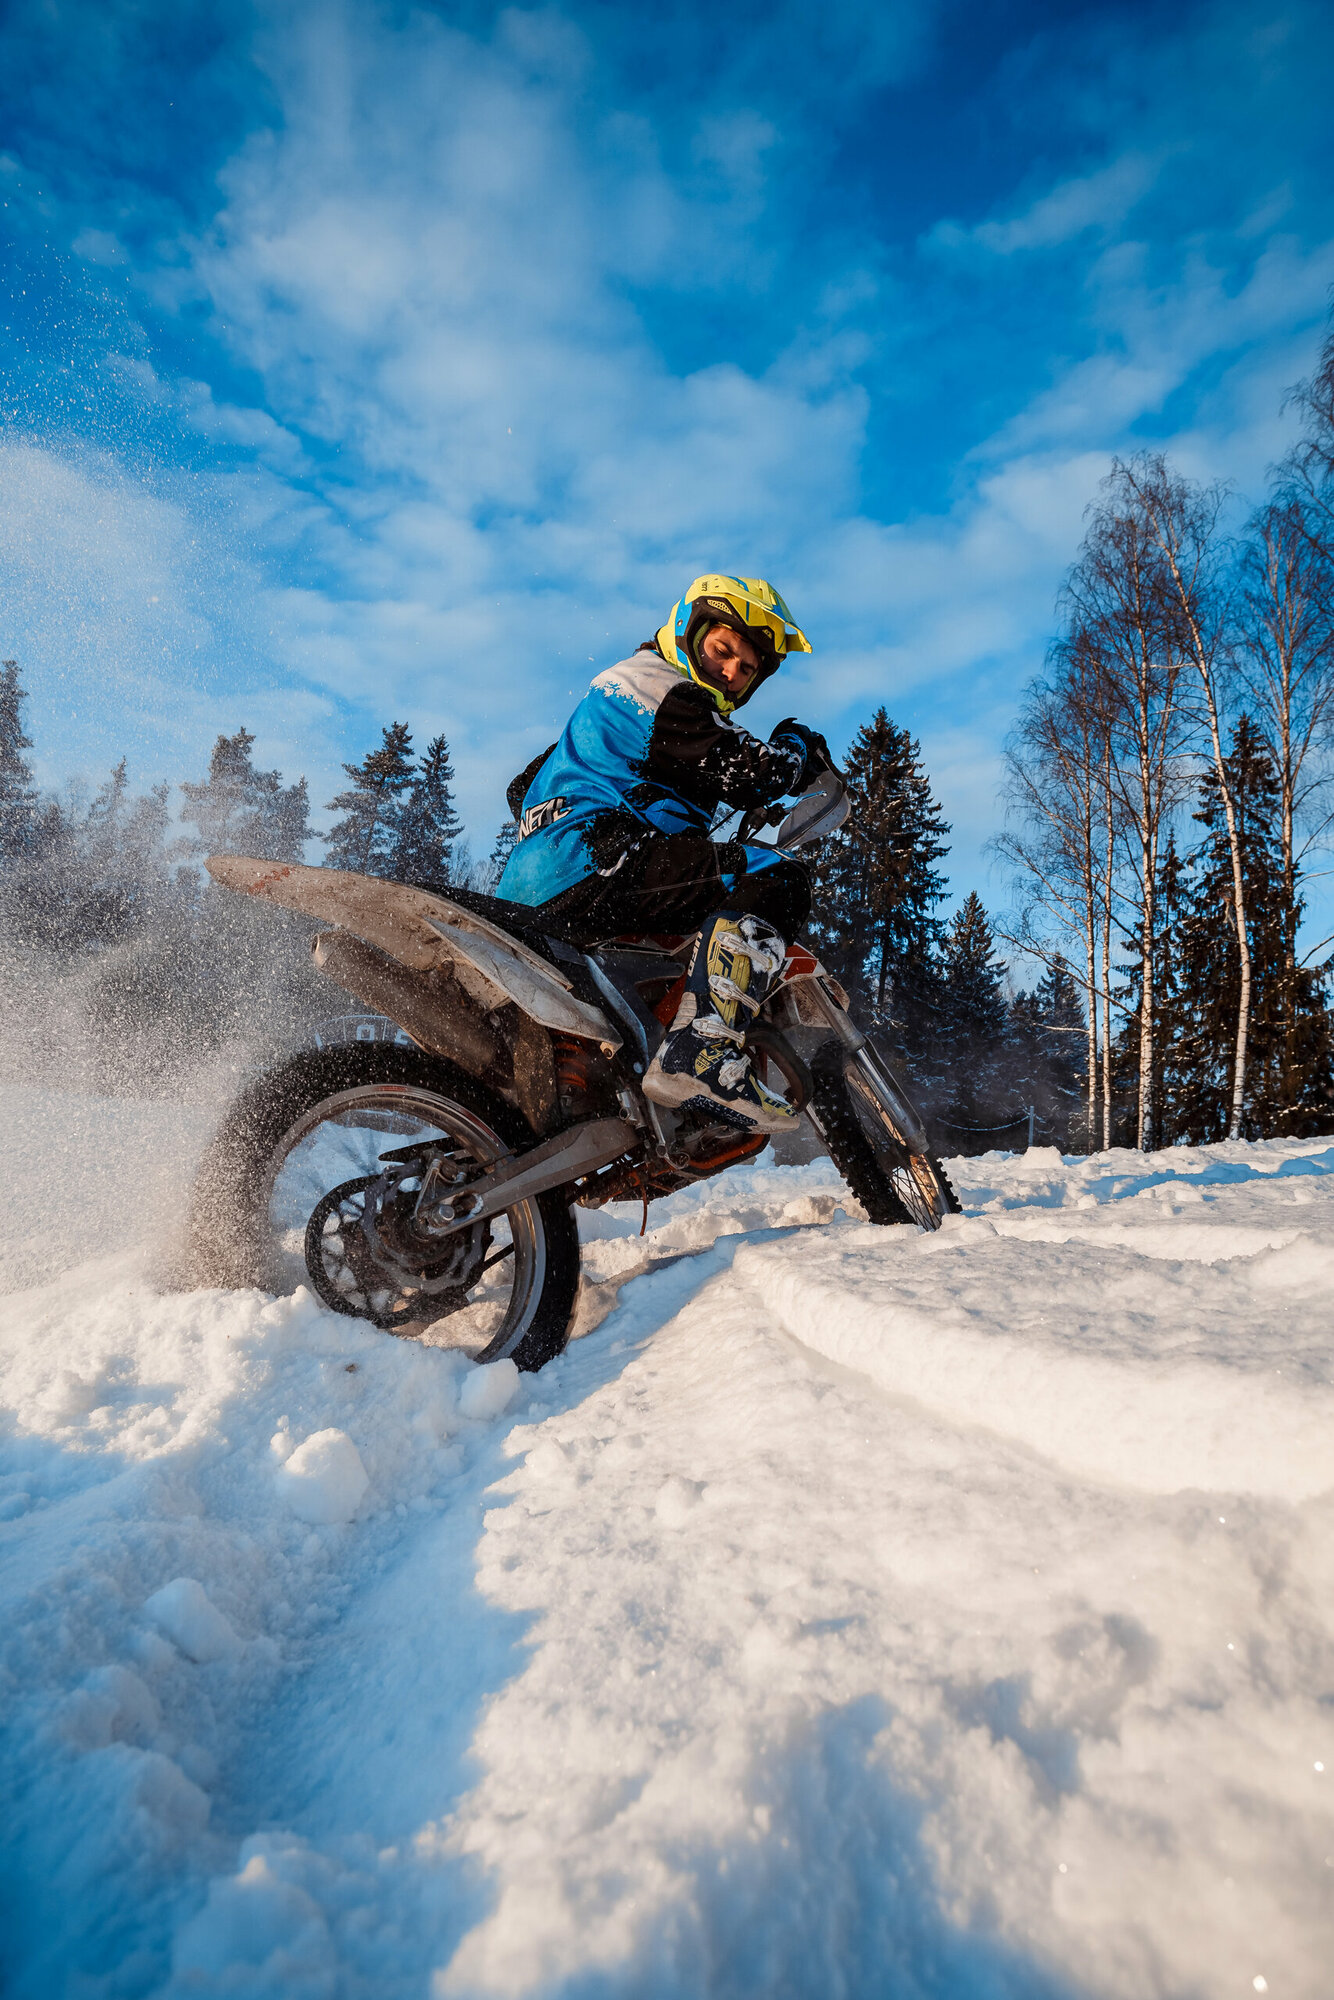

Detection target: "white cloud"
[982, 231, 1334, 469]
[143, 3, 888, 833]
[71, 227, 129, 267]
[927, 152, 1167, 259]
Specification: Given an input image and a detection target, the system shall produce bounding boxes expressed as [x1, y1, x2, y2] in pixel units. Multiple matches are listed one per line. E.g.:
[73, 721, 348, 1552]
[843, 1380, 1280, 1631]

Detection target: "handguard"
[774, 770, 851, 849]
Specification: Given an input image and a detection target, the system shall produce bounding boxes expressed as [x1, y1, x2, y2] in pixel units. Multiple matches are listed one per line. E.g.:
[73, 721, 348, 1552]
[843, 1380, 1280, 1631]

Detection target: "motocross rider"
[495, 575, 833, 1133]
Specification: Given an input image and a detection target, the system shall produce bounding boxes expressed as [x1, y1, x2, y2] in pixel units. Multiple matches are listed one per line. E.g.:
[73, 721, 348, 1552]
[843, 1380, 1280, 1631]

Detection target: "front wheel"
[808, 1039, 959, 1230]
[184, 1045, 581, 1370]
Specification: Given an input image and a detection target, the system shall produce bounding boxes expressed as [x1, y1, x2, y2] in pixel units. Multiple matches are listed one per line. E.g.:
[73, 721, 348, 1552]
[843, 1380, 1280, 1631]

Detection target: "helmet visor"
[688, 590, 809, 666]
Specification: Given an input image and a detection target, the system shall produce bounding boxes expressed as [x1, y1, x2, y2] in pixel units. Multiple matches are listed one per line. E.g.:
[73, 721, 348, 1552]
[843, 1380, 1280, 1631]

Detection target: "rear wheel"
[185, 1045, 580, 1370]
[809, 1039, 959, 1230]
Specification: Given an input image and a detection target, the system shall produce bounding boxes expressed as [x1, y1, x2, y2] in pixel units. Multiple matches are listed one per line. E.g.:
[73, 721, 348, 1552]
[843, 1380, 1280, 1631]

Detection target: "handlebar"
[736, 800, 788, 843]
[731, 771, 852, 851]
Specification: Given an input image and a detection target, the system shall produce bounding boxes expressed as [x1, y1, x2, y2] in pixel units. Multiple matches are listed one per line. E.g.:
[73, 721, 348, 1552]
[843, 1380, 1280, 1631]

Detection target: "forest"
[2, 319, 1333, 1152]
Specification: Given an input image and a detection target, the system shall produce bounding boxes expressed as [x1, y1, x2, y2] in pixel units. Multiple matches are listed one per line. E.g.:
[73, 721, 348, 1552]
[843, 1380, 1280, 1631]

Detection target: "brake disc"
[303, 1162, 491, 1331]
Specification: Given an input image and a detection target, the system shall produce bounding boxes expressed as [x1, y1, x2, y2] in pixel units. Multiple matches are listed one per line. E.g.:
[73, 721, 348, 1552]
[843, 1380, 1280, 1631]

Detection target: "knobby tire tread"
[809, 1042, 914, 1225]
[183, 1043, 580, 1371]
[809, 1040, 959, 1228]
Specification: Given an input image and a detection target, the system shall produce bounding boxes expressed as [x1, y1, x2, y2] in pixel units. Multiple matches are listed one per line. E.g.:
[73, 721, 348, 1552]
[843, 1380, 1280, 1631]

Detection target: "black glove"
[769, 718, 834, 784]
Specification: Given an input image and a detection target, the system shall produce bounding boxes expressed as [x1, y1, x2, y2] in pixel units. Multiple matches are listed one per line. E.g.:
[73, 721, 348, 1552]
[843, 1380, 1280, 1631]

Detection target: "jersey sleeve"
[646, 682, 805, 810]
[507, 743, 558, 819]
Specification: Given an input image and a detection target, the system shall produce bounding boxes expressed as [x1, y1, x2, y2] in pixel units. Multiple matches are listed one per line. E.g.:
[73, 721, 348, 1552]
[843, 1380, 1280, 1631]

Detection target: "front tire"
[809, 1039, 959, 1230]
[184, 1044, 580, 1371]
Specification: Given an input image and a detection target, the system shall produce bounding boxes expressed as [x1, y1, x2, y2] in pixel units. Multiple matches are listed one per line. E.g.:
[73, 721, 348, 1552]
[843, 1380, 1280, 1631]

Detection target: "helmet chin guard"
[654, 574, 812, 714]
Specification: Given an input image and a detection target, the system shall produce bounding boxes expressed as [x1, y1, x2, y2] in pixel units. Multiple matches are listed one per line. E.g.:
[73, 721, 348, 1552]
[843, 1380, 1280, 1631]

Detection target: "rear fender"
[423, 918, 620, 1048]
[207, 855, 622, 1053]
[311, 931, 558, 1135]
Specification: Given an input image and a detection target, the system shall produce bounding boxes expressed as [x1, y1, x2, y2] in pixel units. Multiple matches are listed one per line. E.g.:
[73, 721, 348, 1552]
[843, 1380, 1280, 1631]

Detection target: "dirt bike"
[186, 771, 958, 1372]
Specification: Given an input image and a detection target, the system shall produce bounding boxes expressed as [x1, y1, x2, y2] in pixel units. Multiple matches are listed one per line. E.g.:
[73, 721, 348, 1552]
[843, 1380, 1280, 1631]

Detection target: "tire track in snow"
[438, 1213, 1334, 2000]
[0, 1226, 747, 1997]
[733, 1217, 1334, 1501]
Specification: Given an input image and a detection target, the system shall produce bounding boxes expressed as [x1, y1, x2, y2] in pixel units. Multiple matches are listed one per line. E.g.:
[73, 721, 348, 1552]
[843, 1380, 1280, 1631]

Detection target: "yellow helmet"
[654, 574, 812, 715]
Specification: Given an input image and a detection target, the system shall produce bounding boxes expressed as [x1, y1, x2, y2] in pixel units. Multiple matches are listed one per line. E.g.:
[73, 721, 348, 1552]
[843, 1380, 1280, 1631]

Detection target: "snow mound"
[458, 1355, 519, 1420]
[274, 1428, 370, 1525]
[144, 1578, 243, 1663]
[170, 1844, 336, 1991]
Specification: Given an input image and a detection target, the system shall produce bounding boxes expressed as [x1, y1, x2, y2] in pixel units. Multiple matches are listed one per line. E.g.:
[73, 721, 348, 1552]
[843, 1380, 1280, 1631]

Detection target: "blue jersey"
[496, 651, 807, 908]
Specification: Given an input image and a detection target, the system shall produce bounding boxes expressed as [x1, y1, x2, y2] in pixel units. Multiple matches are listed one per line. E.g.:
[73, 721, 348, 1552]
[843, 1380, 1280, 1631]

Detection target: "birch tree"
[1121, 456, 1252, 1140]
[1286, 314, 1334, 558]
[1237, 496, 1334, 1112]
[1066, 464, 1191, 1150]
[997, 631, 1113, 1150]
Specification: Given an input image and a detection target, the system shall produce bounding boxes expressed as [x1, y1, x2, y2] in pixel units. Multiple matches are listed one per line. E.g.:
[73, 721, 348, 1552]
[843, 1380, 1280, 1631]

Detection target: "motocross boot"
[642, 910, 797, 1133]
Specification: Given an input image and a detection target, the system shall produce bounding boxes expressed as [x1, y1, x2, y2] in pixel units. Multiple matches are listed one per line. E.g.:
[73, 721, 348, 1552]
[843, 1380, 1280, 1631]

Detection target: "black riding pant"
[529, 831, 810, 946]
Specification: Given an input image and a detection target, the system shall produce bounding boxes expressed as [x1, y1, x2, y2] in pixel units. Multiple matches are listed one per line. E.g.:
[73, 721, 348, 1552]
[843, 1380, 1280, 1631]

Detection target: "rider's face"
[696, 623, 762, 696]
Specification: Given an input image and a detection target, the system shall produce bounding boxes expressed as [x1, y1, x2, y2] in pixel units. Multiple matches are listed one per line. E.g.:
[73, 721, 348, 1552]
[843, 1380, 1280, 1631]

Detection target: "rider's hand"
[770, 718, 835, 784]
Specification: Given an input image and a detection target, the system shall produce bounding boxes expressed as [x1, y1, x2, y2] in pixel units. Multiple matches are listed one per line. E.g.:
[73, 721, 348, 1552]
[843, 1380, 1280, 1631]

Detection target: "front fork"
[771, 976, 932, 1158]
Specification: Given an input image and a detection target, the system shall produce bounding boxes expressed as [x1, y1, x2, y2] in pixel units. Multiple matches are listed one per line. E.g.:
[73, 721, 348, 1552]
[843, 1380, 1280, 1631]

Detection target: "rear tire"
[809, 1039, 959, 1230]
[184, 1044, 581, 1371]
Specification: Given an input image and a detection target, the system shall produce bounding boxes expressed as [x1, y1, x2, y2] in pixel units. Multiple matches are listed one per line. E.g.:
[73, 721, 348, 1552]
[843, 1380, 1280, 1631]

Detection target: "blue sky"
[3, 0, 1333, 917]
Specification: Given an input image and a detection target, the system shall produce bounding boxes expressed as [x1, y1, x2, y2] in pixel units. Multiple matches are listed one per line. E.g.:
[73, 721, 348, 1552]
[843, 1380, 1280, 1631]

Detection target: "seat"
[408, 884, 691, 959]
[404, 879, 577, 963]
[426, 882, 548, 933]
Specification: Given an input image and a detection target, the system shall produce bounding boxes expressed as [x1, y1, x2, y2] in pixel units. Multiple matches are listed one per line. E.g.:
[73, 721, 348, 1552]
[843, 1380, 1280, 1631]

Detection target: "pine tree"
[389, 733, 463, 883]
[180, 728, 312, 863]
[937, 893, 1011, 1143]
[28, 758, 177, 949]
[1173, 716, 1332, 1139]
[0, 686, 331, 1075]
[1009, 954, 1087, 1147]
[942, 893, 1007, 1044]
[324, 722, 416, 875]
[81, 759, 131, 880]
[118, 783, 173, 889]
[1149, 832, 1191, 1143]
[1037, 955, 1086, 1045]
[1112, 830, 1192, 1148]
[0, 661, 38, 860]
[807, 709, 950, 1056]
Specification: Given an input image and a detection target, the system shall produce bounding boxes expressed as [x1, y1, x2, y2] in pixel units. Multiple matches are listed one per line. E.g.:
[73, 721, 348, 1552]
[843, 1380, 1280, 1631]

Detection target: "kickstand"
[640, 1174, 649, 1237]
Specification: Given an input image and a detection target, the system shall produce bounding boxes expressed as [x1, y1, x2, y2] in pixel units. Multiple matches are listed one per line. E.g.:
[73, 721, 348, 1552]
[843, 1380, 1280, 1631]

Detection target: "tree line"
[0, 663, 1080, 1138]
[0, 652, 1310, 1149]
[0, 696, 498, 1082]
[996, 317, 1334, 1149]
[0, 696, 489, 943]
[803, 710, 1085, 1151]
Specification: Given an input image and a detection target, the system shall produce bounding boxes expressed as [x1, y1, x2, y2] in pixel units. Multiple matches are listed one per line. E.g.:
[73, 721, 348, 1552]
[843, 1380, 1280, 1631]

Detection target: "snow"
[1, 1090, 1332, 1998]
[145, 1578, 244, 1663]
[0, 1083, 215, 1292]
[457, 1357, 520, 1423]
[275, 1429, 371, 1526]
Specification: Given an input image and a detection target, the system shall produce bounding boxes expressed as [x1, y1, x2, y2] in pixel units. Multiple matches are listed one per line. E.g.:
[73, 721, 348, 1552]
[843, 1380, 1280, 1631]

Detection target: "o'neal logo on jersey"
[517, 796, 571, 841]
